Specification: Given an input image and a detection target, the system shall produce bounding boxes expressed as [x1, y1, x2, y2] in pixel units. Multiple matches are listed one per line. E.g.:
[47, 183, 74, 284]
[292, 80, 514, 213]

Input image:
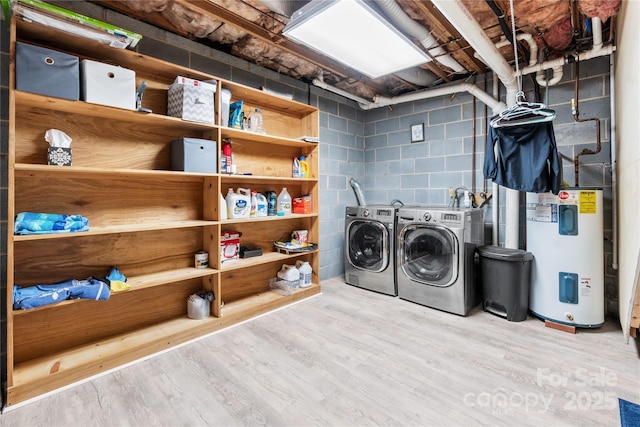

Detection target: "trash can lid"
[476, 245, 533, 261]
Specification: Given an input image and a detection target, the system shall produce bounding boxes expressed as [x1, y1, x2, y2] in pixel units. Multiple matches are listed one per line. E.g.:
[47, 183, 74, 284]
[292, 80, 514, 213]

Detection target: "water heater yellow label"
[579, 191, 597, 214]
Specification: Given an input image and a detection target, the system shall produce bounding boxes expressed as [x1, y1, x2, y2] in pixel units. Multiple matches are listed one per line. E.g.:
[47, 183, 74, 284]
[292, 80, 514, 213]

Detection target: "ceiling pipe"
[376, 0, 466, 74]
[492, 33, 538, 67]
[358, 81, 507, 113]
[592, 16, 603, 49]
[536, 66, 564, 87]
[312, 75, 374, 105]
[431, 0, 520, 248]
[431, 0, 518, 97]
[517, 45, 615, 78]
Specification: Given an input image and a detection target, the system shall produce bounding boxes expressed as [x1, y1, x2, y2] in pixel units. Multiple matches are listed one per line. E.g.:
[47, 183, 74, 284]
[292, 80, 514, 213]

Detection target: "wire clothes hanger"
[490, 0, 556, 129]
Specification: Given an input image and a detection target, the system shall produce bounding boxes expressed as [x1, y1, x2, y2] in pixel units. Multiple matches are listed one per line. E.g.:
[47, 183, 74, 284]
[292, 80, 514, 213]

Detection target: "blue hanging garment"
[483, 121, 561, 195]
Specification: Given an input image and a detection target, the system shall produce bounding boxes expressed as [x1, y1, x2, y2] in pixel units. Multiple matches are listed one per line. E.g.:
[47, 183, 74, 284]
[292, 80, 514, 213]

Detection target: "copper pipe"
[573, 58, 601, 187]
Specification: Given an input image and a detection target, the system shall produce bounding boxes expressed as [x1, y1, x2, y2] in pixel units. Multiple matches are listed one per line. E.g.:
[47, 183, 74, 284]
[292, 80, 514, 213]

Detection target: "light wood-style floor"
[2, 277, 639, 427]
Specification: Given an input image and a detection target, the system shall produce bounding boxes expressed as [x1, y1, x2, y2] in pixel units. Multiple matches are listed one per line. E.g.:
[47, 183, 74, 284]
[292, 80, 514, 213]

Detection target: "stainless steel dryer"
[345, 205, 397, 295]
[396, 207, 484, 315]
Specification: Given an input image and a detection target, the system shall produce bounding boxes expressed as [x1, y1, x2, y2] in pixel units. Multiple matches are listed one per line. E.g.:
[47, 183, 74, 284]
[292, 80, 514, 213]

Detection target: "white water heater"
[526, 189, 604, 328]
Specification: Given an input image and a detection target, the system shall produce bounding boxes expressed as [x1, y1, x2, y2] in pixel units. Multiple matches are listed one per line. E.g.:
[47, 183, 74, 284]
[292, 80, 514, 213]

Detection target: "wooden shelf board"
[221, 127, 318, 147]
[14, 164, 211, 182]
[8, 286, 319, 405]
[220, 213, 316, 226]
[220, 250, 318, 271]
[12, 267, 218, 317]
[220, 174, 317, 184]
[221, 283, 321, 319]
[15, 90, 216, 131]
[13, 220, 217, 242]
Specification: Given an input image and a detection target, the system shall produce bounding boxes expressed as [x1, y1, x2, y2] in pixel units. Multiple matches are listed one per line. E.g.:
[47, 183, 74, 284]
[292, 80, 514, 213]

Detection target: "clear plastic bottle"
[266, 191, 277, 216]
[277, 187, 292, 215]
[247, 108, 265, 134]
[292, 157, 301, 178]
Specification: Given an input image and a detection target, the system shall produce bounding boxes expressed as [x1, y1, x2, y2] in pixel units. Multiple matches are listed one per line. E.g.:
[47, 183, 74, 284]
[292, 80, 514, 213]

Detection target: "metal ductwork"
[376, 0, 465, 74]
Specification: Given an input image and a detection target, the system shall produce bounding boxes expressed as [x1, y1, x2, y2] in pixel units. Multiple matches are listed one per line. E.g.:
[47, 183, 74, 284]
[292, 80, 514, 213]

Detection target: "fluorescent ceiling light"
[283, 0, 430, 78]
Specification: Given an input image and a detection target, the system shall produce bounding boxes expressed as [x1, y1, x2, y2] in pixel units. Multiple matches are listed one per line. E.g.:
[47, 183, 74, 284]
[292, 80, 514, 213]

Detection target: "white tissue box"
[48, 147, 72, 166]
[167, 77, 216, 124]
[81, 59, 136, 110]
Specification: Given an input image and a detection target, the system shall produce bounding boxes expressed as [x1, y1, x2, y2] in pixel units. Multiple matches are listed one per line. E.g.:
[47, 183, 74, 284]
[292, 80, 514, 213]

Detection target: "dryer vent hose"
[350, 177, 366, 206]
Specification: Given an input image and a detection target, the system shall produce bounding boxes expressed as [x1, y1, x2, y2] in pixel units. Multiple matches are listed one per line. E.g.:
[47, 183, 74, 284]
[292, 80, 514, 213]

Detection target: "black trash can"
[477, 245, 533, 322]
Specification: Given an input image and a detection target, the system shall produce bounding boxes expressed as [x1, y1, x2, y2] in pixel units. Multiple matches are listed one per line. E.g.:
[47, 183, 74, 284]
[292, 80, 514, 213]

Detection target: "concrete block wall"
[361, 58, 616, 317]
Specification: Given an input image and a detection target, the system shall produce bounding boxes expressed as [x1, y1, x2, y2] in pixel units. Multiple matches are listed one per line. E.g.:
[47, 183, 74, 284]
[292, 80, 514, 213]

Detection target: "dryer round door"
[346, 219, 389, 273]
[400, 224, 459, 286]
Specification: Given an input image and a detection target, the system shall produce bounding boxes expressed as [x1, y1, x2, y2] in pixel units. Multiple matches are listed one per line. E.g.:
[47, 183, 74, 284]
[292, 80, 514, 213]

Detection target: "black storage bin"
[15, 42, 80, 100]
[477, 245, 533, 322]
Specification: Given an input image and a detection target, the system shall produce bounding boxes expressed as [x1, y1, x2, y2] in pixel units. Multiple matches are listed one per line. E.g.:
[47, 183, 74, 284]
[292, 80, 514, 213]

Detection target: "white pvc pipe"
[518, 44, 615, 77]
[536, 66, 564, 87]
[432, 0, 520, 248]
[431, 0, 518, 94]
[610, 52, 618, 270]
[592, 17, 603, 49]
[312, 78, 373, 105]
[492, 74, 499, 246]
[360, 81, 507, 113]
[493, 33, 538, 67]
[503, 87, 519, 249]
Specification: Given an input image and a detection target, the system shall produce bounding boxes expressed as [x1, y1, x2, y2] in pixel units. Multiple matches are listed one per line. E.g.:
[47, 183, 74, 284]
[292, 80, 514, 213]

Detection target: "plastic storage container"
[277, 188, 292, 215]
[226, 188, 250, 218]
[298, 156, 309, 178]
[296, 260, 313, 288]
[220, 88, 231, 127]
[477, 245, 533, 322]
[247, 108, 265, 133]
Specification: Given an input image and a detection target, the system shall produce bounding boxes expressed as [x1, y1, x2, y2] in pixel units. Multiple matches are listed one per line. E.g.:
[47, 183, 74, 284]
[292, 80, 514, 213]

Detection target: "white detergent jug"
[277, 187, 292, 215]
[219, 192, 227, 220]
[296, 260, 313, 288]
[277, 264, 300, 288]
[255, 192, 268, 217]
[226, 188, 250, 218]
[250, 190, 258, 217]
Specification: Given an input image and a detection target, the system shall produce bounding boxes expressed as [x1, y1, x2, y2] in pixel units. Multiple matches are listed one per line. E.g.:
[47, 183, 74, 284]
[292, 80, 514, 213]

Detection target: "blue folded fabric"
[13, 277, 110, 310]
[14, 212, 89, 235]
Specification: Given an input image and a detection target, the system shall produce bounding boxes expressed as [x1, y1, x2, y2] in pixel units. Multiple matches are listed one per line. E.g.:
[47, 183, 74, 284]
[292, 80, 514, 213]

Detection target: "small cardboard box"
[16, 42, 80, 101]
[81, 59, 136, 110]
[293, 196, 312, 214]
[47, 147, 72, 166]
[167, 76, 216, 124]
[221, 231, 241, 263]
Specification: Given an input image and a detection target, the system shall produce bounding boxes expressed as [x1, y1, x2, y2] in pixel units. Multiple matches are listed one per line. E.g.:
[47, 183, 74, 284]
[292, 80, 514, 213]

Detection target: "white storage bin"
[81, 59, 136, 110]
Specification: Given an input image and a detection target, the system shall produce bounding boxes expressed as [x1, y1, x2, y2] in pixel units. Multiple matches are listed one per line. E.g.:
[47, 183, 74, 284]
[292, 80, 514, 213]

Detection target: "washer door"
[346, 219, 389, 273]
[400, 224, 458, 287]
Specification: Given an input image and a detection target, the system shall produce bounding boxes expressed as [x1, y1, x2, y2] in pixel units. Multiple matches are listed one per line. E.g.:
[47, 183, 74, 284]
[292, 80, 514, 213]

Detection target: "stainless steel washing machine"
[396, 207, 484, 315]
[345, 205, 397, 296]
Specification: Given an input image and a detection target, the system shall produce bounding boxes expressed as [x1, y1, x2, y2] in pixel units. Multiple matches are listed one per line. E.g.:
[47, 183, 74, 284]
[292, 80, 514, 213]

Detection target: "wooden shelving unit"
[6, 18, 320, 406]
